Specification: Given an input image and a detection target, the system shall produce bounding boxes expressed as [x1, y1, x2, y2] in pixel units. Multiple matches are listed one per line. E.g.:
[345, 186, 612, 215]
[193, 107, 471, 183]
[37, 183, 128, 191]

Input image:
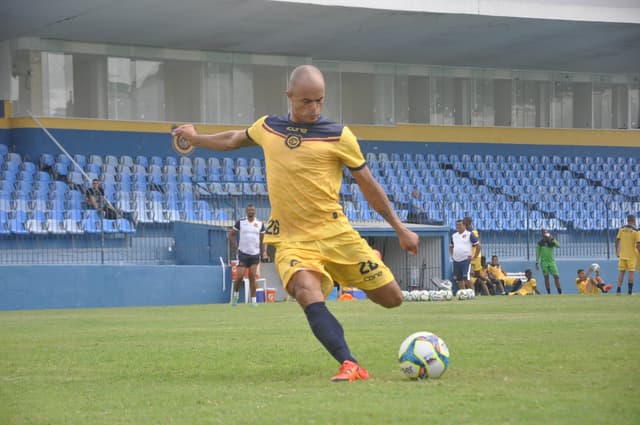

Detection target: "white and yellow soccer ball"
[590, 263, 600, 273]
[398, 331, 450, 380]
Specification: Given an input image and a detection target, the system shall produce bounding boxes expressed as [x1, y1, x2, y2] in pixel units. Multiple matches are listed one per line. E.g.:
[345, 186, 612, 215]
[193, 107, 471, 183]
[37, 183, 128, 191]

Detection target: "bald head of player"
[286, 65, 325, 124]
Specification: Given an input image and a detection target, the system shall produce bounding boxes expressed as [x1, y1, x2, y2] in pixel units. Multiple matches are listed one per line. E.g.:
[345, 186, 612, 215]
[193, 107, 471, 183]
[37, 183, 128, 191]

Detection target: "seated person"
[86, 179, 137, 225]
[576, 267, 612, 294]
[486, 255, 515, 294]
[508, 269, 540, 296]
[86, 179, 119, 219]
[406, 189, 431, 224]
[471, 256, 491, 296]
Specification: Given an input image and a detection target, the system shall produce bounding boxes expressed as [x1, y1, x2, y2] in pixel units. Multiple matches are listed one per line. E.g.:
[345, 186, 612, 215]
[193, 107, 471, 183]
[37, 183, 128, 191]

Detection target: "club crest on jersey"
[285, 134, 302, 149]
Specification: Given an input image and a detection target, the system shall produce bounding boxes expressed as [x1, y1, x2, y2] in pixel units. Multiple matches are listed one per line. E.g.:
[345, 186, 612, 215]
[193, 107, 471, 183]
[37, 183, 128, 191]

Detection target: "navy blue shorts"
[452, 259, 471, 281]
[238, 252, 261, 268]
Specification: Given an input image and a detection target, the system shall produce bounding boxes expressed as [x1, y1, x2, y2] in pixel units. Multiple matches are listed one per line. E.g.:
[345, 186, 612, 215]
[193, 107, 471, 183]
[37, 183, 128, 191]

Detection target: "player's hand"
[172, 124, 198, 141]
[261, 252, 270, 263]
[398, 229, 419, 256]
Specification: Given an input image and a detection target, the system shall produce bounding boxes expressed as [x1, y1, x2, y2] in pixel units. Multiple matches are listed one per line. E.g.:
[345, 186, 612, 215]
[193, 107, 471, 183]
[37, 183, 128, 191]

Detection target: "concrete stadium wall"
[0, 259, 622, 311]
[0, 264, 230, 310]
[3, 119, 639, 164]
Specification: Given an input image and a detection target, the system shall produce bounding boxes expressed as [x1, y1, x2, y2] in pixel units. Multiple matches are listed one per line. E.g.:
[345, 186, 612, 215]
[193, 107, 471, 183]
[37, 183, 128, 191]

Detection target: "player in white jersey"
[229, 204, 268, 306]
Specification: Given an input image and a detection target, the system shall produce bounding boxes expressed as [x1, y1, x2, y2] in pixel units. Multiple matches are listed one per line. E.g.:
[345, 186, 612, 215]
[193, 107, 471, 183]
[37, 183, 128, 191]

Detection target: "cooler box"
[266, 288, 276, 302]
[256, 288, 265, 303]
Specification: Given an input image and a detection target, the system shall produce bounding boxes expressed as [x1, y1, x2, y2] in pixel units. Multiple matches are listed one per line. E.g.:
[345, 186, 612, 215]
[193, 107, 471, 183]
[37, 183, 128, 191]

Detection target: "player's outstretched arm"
[172, 124, 253, 151]
[352, 166, 419, 255]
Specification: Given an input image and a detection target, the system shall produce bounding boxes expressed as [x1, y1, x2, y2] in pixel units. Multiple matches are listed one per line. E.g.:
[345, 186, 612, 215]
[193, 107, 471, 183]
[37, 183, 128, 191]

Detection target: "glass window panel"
[73, 53, 107, 119]
[613, 84, 628, 129]
[342, 72, 375, 124]
[454, 78, 470, 125]
[394, 73, 409, 124]
[42, 52, 74, 117]
[552, 80, 573, 128]
[231, 64, 254, 125]
[164, 60, 202, 123]
[471, 78, 494, 126]
[629, 85, 639, 129]
[252, 64, 288, 120]
[494, 79, 512, 126]
[320, 69, 341, 123]
[204, 62, 233, 124]
[407, 75, 429, 124]
[134, 60, 164, 121]
[430, 76, 455, 125]
[108, 57, 133, 120]
[593, 83, 613, 129]
[572, 82, 591, 128]
[373, 73, 394, 125]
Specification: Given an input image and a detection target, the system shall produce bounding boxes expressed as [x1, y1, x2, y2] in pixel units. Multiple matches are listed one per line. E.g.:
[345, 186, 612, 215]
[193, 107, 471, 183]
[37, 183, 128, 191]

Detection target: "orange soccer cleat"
[330, 360, 370, 382]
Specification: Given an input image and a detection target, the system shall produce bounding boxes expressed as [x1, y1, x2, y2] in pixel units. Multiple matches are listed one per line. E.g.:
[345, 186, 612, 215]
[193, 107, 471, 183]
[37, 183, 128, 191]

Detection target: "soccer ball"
[398, 331, 450, 380]
[590, 263, 600, 272]
[456, 288, 475, 300]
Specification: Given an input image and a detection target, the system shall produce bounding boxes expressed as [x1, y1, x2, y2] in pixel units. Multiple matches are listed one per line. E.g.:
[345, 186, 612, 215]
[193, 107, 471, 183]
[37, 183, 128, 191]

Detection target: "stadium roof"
[1, 0, 639, 75]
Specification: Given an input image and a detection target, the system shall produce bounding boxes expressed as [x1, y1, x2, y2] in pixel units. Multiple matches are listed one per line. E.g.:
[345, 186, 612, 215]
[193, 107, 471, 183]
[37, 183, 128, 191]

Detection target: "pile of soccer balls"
[401, 289, 453, 301]
[398, 331, 450, 380]
[401, 288, 475, 302]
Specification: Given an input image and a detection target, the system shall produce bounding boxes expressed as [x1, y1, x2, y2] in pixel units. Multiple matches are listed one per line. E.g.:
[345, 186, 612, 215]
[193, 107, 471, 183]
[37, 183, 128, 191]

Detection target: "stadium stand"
[1, 139, 638, 265]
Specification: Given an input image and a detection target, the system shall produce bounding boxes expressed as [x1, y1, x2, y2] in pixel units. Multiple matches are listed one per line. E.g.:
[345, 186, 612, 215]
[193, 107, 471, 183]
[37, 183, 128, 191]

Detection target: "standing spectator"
[172, 65, 419, 382]
[449, 219, 480, 293]
[614, 214, 640, 295]
[535, 229, 561, 294]
[508, 269, 540, 296]
[229, 204, 268, 306]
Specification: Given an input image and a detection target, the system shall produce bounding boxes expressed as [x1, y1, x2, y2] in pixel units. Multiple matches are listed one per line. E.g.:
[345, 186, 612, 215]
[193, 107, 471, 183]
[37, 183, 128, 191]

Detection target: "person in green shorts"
[535, 229, 561, 294]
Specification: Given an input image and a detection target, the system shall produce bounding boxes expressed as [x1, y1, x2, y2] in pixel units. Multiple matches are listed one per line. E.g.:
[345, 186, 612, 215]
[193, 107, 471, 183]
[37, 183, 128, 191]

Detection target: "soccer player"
[508, 269, 540, 296]
[486, 255, 516, 294]
[575, 268, 611, 294]
[463, 216, 483, 292]
[535, 229, 562, 294]
[449, 219, 480, 293]
[173, 65, 419, 382]
[229, 204, 268, 306]
[614, 214, 640, 295]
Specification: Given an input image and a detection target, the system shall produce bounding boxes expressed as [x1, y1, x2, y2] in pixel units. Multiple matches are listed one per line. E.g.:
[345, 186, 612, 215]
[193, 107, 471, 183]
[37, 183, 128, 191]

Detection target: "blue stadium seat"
[117, 218, 136, 233]
[135, 155, 149, 168]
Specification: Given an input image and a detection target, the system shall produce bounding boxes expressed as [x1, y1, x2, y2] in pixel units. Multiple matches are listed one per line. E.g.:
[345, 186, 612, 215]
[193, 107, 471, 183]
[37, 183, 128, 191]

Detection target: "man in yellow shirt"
[575, 268, 612, 294]
[614, 214, 640, 295]
[173, 65, 419, 382]
[486, 255, 516, 294]
[508, 269, 540, 296]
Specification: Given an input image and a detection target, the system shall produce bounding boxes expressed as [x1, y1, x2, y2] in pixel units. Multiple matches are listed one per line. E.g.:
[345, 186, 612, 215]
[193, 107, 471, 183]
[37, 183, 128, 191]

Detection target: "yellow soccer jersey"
[509, 278, 537, 296]
[470, 229, 482, 271]
[576, 277, 598, 294]
[616, 225, 639, 259]
[246, 115, 365, 243]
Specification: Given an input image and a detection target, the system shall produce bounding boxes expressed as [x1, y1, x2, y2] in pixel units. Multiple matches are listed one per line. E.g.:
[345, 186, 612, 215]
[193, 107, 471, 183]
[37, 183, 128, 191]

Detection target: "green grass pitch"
[1, 295, 639, 425]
